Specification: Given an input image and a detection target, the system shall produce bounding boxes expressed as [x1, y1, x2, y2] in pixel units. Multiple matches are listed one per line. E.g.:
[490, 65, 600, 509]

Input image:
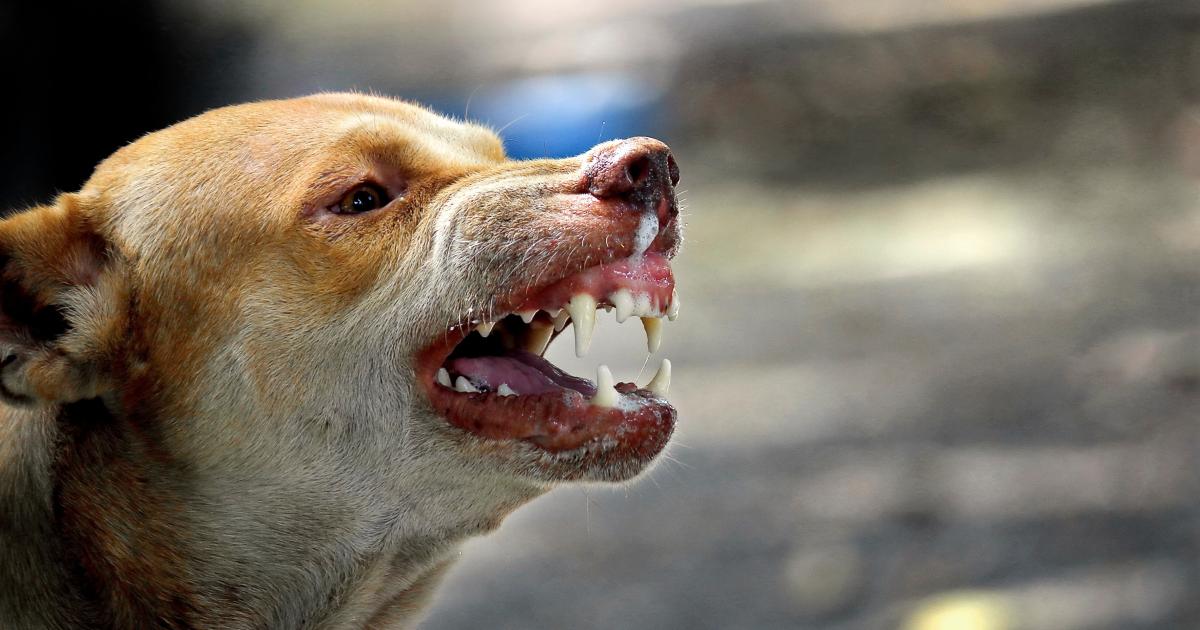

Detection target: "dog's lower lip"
[416, 254, 677, 456]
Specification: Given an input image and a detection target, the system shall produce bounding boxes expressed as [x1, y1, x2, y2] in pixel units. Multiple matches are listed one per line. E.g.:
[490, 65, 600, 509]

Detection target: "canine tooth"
[436, 368, 452, 388]
[646, 359, 671, 396]
[497, 383, 516, 397]
[475, 321, 495, 337]
[611, 289, 634, 323]
[641, 316, 663, 353]
[525, 322, 554, 355]
[666, 290, 680, 321]
[591, 365, 618, 408]
[517, 310, 537, 324]
[454, 376, 478, 393]
[552, 309, 571, 332]
[568, 293, 597, 357]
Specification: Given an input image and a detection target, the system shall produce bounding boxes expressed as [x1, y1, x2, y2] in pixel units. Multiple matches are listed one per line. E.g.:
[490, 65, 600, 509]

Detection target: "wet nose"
[583, 137, 680, 206]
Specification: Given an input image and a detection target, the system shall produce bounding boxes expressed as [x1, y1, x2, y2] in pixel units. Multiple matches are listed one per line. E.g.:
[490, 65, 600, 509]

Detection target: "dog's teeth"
[666, 290, 680, 321]
[633, 292, 653, 317]
[454, 376, 478, 393]
[475, 321, 495, 337]
[517, 310, 537, 324]
[611, 289, 634, 323]
[568, 293, 597, 357]
[525, 321, 554, 355]
[552, 309, 571, 332]
[436, 368, 452, 388]
[646, 359, 671, 397]
[641, 316, 663, 353]
[548, 307, 563, 318]
[497, 383, 516, 397]
[591, 365, 618, 408]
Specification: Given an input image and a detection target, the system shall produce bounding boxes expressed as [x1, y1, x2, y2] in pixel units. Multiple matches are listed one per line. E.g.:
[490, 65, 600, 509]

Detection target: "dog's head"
[0, 94, 680, 517]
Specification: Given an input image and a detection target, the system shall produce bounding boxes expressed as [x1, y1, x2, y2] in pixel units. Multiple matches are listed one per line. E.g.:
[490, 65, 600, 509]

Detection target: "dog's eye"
[334, 184, 390, 215]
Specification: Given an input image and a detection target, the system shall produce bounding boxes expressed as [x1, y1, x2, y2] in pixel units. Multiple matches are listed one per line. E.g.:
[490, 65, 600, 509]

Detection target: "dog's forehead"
[83, 94, 508, 245]
[89, 94, 504, 191]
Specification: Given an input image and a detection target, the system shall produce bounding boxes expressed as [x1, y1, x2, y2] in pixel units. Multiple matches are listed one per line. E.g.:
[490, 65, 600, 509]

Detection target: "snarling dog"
[0, 93, 680, 628]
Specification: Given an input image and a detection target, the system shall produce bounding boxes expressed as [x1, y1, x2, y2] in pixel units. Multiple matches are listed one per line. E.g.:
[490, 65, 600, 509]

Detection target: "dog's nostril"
[624, 157, 649, 189]
[585, 138, 676, 201]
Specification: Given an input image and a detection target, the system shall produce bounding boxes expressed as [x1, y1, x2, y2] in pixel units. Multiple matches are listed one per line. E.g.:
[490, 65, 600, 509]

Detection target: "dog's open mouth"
[420, 252, 678, 455]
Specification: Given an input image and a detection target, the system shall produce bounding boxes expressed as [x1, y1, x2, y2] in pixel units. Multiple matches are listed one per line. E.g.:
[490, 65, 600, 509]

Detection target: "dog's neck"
[0, 399, 538, 628]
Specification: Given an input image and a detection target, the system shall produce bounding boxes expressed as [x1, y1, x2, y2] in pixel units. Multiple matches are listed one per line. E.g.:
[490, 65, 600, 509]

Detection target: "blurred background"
[3, 0, 1198, 627]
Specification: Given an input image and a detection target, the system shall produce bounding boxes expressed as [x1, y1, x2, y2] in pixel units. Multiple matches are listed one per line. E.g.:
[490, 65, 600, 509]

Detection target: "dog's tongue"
[448, 350, 596, 396]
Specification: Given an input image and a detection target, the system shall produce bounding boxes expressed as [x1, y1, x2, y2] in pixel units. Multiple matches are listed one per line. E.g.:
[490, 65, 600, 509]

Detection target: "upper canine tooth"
[646, 358, 671, 396]
[525, 321, 554, 356]
[641, 316, 663, 353]
[592, 365, 618, 408]
[436, 368, 452, 387]
[567, 293, 597, 357]
[611, 289, 634, 323]
[454, 376, 479, 393]
[666, 290, 680, 321]
[497, 383, 516, 397]
[552, 309, 571, 332]
[475, 321, 495, 337]
[517, 310, 537, 324]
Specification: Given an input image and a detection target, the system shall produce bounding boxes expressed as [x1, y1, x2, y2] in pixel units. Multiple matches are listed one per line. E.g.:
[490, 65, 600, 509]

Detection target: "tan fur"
[0, 93, 678, 628]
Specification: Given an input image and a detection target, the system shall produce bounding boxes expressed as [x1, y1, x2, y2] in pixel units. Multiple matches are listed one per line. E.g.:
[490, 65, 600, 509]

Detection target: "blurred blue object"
[433, 72, 664, 159]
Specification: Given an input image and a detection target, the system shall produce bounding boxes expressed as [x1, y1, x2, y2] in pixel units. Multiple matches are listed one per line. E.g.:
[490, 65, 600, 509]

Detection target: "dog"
[0, 93, 681, 628]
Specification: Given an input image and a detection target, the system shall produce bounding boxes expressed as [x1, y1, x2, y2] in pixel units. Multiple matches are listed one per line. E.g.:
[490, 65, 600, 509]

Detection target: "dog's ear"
[0, 196, 128, 406]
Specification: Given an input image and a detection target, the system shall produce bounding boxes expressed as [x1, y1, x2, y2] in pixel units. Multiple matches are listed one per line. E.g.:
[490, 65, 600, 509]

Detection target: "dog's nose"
[583, 137, 680, 206]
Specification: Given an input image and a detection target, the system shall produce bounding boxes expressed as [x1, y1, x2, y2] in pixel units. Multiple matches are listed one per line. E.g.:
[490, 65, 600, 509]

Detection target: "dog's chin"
[416, 251, 678, 484]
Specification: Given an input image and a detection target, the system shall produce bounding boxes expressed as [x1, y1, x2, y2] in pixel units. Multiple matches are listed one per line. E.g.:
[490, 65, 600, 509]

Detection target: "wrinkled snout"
[582, 137, 680, 222]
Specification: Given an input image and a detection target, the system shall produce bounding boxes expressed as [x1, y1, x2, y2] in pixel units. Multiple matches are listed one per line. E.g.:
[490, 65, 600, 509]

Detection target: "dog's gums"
[419, 252, 678, 456]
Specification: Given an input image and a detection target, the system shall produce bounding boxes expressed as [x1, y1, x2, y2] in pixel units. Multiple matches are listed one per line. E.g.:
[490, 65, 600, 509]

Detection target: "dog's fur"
[0, 93, 678, 628]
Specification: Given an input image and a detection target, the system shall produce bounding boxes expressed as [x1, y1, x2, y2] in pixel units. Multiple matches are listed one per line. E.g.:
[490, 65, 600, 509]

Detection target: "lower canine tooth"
[567, 293, 597, 357]
[592, 365, 618, 408]
[497, 383, 516, 397]
[641, 316, 663, 353]
[476, 321, 495, 337]
[454, 376, 479, 393]
[646, 358, 671, 396]
[436, 368, 452, 387]
[611, 289, 634, 323]
[525, 321, 554, 355]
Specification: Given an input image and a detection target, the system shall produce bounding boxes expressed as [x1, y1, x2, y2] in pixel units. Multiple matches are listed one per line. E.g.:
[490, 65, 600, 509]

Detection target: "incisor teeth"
[454, 376, 478, 393]
[497, 383, 516, 397]
[633, 292, 653, 317]
[552, 309, 571, 332]
[436, 368, 452, 388]
[646, 358, 671, 396]
[475, 321, 495, 337]
[525, 321, 554, 356]
[591, 365, 618, 408]
[567, 293, 597, 357]
[666, 290, 680, 321]
[641, 316, 663, 353]
[517, 310, 537, 324]
[611, 289, 634, 323]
